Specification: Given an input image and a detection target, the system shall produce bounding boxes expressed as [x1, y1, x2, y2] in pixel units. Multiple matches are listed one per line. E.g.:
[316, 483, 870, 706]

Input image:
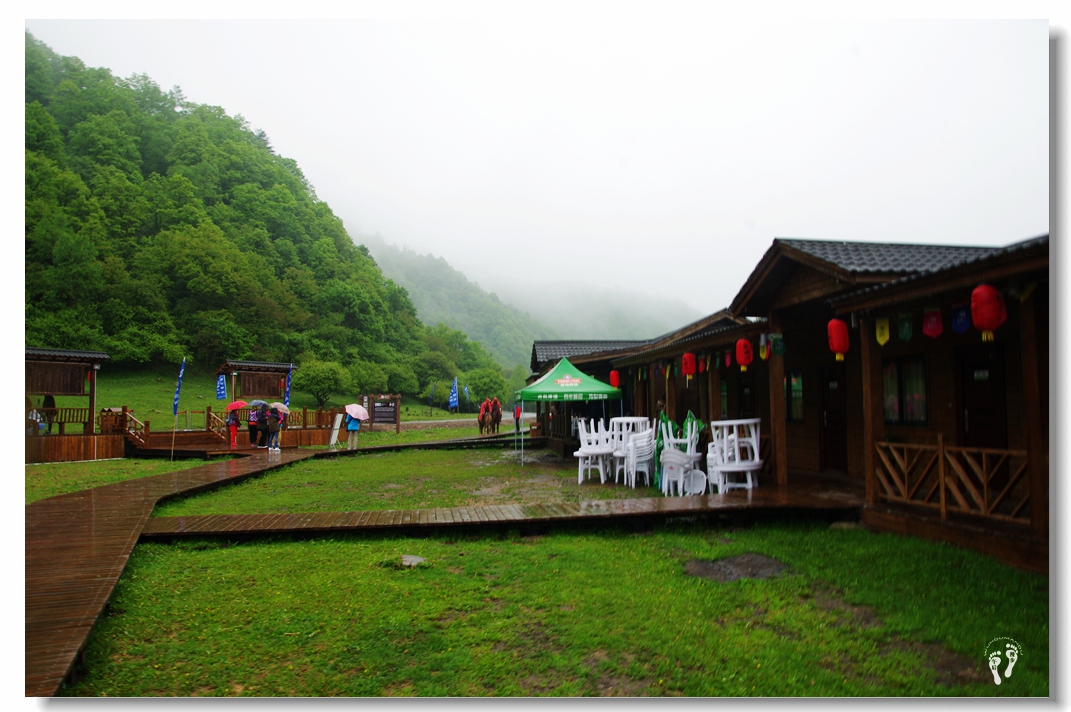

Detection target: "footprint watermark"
[983, 638, 1022, 685]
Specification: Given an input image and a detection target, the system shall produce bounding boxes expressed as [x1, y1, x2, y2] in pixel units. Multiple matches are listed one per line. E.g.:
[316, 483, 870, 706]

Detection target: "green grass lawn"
[62, 518, 1048, 697]
[25, 458, 227, 504]
[153, 448, 647, 517]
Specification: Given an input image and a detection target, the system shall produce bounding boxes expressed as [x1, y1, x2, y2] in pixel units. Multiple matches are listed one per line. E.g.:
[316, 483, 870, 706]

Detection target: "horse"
[479, 403, 502, 435]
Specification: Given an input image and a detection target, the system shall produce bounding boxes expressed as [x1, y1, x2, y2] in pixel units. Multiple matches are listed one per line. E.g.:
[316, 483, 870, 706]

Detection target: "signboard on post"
[367, 394, 402, 434]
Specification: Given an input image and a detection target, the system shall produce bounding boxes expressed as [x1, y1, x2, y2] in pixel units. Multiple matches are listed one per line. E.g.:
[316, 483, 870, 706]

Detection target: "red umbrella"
[225, 400, 248, 411]
[345, 404, 369, 420]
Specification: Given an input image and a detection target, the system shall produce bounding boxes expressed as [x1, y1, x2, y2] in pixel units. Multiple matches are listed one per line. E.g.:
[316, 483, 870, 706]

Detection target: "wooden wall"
[25, 435, 125, 464]
[239, 372, 285, 399]
[26, 362, 87, 395]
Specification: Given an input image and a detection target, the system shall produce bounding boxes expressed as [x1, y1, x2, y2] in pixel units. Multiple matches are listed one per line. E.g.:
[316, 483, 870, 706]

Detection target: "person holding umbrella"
[344, 403, 368, 450]
[267, 406, 282, 451]
[246, 402, 262, 447]
[225, 400, 247, 450]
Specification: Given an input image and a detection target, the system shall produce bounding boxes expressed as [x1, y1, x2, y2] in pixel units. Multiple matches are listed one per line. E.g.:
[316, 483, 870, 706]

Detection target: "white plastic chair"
[659, 420, 702, 495]
[661, 460, 686, 496]
[682, 469, 708, 495]
[574, 419, 614, 484]
[625, 429, 656, 488]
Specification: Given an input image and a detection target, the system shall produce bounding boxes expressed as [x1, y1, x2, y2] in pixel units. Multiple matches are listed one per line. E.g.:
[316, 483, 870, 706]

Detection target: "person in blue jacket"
[345, 412, 361, 450]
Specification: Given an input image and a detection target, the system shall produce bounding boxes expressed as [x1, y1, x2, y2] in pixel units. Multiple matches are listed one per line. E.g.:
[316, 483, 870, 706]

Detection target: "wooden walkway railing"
[874, 437, 1030, 525]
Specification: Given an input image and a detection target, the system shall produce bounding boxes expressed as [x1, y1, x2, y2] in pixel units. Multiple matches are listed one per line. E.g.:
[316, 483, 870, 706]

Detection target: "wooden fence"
[25, 435, 125, 464]
[874, 435, 1030, 525]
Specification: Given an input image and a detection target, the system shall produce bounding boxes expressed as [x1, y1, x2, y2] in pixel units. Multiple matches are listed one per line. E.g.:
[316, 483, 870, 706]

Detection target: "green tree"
[464, 367, 509, 404]
[292, 360, 351, 408]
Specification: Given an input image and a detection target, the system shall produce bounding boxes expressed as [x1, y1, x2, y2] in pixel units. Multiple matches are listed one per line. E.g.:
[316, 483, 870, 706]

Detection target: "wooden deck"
[26, 442, 861, 697]
[141, 485, 862, 538]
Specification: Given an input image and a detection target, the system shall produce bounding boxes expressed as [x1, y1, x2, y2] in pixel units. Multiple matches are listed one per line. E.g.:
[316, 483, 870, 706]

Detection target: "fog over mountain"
[360, 233, 704, 355]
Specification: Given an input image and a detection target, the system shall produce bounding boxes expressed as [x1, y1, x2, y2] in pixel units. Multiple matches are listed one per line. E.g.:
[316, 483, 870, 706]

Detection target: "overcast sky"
[23, 16, 1050, 314]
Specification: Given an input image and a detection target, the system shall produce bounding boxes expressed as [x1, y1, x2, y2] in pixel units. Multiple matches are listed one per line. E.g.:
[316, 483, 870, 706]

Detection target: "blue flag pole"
[171, 357, 186, 461]
[284, 365, 293, 407]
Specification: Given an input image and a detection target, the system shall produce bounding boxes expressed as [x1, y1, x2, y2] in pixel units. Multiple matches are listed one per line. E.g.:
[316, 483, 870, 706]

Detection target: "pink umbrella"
[345, 404, 369, 420]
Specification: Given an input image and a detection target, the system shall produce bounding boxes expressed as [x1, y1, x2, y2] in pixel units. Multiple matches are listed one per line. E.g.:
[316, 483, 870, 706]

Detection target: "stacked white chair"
[659, 420, 702, 496]
[624, 428, 656, 488]
[574, 419, 615, 484]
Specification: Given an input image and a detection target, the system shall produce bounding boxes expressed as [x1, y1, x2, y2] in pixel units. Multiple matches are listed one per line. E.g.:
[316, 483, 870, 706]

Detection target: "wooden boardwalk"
[26, 441, 861, 697]
[142, 485, 862, 538]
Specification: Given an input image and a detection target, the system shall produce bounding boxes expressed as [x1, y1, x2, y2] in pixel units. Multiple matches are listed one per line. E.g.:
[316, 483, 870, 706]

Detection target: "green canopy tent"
[513, 358, 622, 465]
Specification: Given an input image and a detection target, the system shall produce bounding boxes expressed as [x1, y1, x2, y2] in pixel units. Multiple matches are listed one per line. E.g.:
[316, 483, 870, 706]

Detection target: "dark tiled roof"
[531, 341, 650, 370]
[25, 347, 109, 361]
[612, 319, 766, 364]
[829, 234, 1049, 306]
[216, 360, 296, 375]
[779, 239, 1001, 275]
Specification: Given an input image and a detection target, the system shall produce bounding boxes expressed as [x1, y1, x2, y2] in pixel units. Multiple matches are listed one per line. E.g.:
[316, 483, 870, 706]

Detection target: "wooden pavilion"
[25, 347, 109, 435]
[214, 359, 296, 401]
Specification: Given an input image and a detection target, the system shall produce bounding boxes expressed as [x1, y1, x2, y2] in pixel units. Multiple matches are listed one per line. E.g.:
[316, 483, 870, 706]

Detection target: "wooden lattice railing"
[875, 436, 1030, 525]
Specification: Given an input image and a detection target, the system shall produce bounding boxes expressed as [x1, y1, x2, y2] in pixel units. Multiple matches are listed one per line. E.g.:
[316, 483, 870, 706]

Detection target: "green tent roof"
[514, 358, 621, 402]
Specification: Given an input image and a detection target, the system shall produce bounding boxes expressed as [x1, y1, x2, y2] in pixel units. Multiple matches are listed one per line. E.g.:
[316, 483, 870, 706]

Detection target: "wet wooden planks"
[140, 486, 864, 538]
[25, 448, 319, 697]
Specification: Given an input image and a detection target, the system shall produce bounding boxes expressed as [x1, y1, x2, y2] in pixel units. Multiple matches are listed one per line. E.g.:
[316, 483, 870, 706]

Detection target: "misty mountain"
[359, 234, 559, 369]
[359, 234, 705, 360]
[484, 280, 705, 341]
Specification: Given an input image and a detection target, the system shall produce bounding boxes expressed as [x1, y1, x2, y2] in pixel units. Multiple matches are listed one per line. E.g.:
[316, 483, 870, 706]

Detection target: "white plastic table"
[708, 418, 762, 491]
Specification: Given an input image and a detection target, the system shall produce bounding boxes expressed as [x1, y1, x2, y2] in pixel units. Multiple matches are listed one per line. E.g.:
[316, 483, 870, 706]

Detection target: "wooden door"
[738, 373, 755, 418]
[820, 364, 848, 471]
[958, 345, 1007, 449]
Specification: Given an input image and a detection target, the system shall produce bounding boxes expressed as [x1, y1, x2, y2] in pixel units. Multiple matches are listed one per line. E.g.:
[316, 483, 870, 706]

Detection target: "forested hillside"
[23, 32, 516, 405]
[360, 233, 558, 369]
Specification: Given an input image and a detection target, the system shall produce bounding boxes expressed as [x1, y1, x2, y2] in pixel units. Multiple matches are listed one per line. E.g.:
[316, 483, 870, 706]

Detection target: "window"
[883, 356, 927, 424]
[784, 370, 803, 421]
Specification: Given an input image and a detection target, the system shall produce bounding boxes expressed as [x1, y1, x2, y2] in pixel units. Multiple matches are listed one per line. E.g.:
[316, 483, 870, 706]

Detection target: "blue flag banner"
[429, 382, 436, 405]
[173, 357, 186, 416]
[216, 374, 227, 400]
[284, 365, 293, 407]
[449, 377, 459, 409]
[463, 385, 470, 403]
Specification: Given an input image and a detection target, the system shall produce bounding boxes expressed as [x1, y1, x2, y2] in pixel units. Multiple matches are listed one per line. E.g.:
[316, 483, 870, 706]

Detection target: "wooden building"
[25, 347, 109, 434]
[587, 235, 1049, 572]
[829, 235, 1049, 573]
[528, 311, 743, 454]
[215, 360, 296, 401]
[25, 348, 126, 463]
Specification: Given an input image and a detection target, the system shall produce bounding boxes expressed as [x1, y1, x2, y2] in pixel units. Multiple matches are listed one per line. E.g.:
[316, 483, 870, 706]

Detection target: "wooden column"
[87, 365, 97, 434]
[767, 312, 787, 486]
[709, 361, 721, 423]
[1018, 292, 1047, 538]
[858, 317, 884, 507]
[666, 364, 677, 423]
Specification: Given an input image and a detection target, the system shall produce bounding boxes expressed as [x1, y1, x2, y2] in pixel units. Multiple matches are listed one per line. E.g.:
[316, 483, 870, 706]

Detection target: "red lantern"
[681, 353, 696, 377]
[724, 350, 731, 369]
[736, 339, 753, 372]
[609, 370, 620, 388]
[827, 318, 849, 361]
[971, 284, 1006, 342]
[698, 355, 705, 374]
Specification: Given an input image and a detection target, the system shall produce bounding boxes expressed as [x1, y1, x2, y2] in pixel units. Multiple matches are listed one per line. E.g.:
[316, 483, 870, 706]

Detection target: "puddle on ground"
[684, 553, 789, 582]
